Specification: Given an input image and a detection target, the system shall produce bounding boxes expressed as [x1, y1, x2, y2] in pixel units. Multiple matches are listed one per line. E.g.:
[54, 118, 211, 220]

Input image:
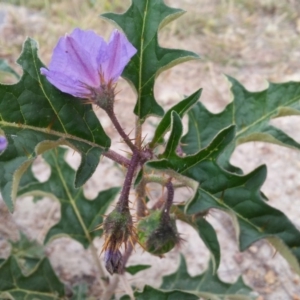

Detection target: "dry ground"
[1, 0, 300, 299]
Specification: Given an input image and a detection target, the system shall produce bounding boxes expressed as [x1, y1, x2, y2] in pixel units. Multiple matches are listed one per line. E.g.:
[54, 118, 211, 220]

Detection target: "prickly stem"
[117, 151, 140, 213]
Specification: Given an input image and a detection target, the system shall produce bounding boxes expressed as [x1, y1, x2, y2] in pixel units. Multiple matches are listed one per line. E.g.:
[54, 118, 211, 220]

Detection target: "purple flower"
[0, 136, 7, 151]
[104, 249, 123, 275]
[40, 28, 137, 99]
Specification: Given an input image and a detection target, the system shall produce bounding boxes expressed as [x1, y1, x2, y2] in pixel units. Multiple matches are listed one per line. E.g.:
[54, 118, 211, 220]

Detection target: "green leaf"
[0, 59, 20, 79]
[147, 126, 300, 274]
[0, 38, 111, 212]
[18, 147, 120, 248]
[120, 285, 198, 300]
[10, 232, 45, 274]
[125, 264, 151, 275]
[147, 125, 236, 174]
[149, 89, 201, 147]
[171, 206, 220, 273]
[182, 77, 300, 169]
[102, 0, 199, 121]
[160, 111, 182, 159]
[0, 256, 65, 300]
[71, 283, 88, 300]
[194, 218, 220, 273]
[161, 254, 254, 300]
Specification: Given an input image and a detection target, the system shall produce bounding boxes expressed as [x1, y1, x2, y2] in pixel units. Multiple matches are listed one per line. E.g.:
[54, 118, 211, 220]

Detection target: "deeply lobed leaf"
[149, 89, 201, 147]
[182, 77, 300, 170]
[18, 147, 120, 248]
[102, 0, 199, 121]
[10, 232, 45, 275]
[0, 39, 111, 211]
[0, 256, 65, 299]
[120, 285, 198, 300]
[161, 254, 254, 300]
[148, 123, 300, 274]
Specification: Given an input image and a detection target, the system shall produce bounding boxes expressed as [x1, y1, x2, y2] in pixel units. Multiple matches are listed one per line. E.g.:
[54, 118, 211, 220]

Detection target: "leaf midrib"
[4, 288, 59, 298]
[236, 95, 300, 137]
[52, 151, 93, 245]
[137, 0, 149, 117]
[200, 188, 262, 233]
[0, 120, 106, 150]
[190, 109, 201, 151]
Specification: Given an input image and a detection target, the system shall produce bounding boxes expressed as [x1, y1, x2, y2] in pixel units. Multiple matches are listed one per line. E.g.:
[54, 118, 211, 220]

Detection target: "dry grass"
[1, 0, 300, 79]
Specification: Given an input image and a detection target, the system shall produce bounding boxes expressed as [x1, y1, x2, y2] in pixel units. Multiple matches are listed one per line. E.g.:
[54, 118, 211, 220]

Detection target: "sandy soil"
[1, 0, 300, 299]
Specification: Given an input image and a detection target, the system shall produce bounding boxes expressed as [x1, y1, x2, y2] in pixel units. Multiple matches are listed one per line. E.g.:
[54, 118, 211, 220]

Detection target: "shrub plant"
[1, 0, 300, 299]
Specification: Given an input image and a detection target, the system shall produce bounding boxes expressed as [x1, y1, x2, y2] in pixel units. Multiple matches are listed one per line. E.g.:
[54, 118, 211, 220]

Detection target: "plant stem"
[164, 180, 174, 215]
[136, 178, 147, 217]
[134, 116, 146, 220]
[121, 242, 134, 270]
[90, 243, 107, 289]
[106, 110, 137, 152]
[135, 117, 142, 149]
[120, 275, 134, 300]
[103, 276, 119, 300]
[117, 151, 140, 212]
[102, 149, 130, 168]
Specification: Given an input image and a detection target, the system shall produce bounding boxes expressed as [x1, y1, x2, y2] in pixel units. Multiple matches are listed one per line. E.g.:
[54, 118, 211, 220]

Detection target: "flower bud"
[137, 210, 179, 256]
[103, 206, 133, 275]
[103, 208, 133, 251]
[104, 249, 123, 275]
[101, 207, 134, 274]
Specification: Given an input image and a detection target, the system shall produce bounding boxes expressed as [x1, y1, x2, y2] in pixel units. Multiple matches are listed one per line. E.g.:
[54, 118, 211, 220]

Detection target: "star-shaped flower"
[41, 28, 137, 102]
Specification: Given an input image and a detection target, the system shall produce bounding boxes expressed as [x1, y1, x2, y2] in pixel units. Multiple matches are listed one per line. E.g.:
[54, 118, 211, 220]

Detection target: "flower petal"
[64, 35, 100, 87]
[43, 28, 108, 92]
[0, 136, 7, 151]
[41, 28, 136, 99]
[104, 249, 123, 275]
[70, 28, 108, 66]
[101, 30, 137, 82]
[41, 68, 92, 98]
